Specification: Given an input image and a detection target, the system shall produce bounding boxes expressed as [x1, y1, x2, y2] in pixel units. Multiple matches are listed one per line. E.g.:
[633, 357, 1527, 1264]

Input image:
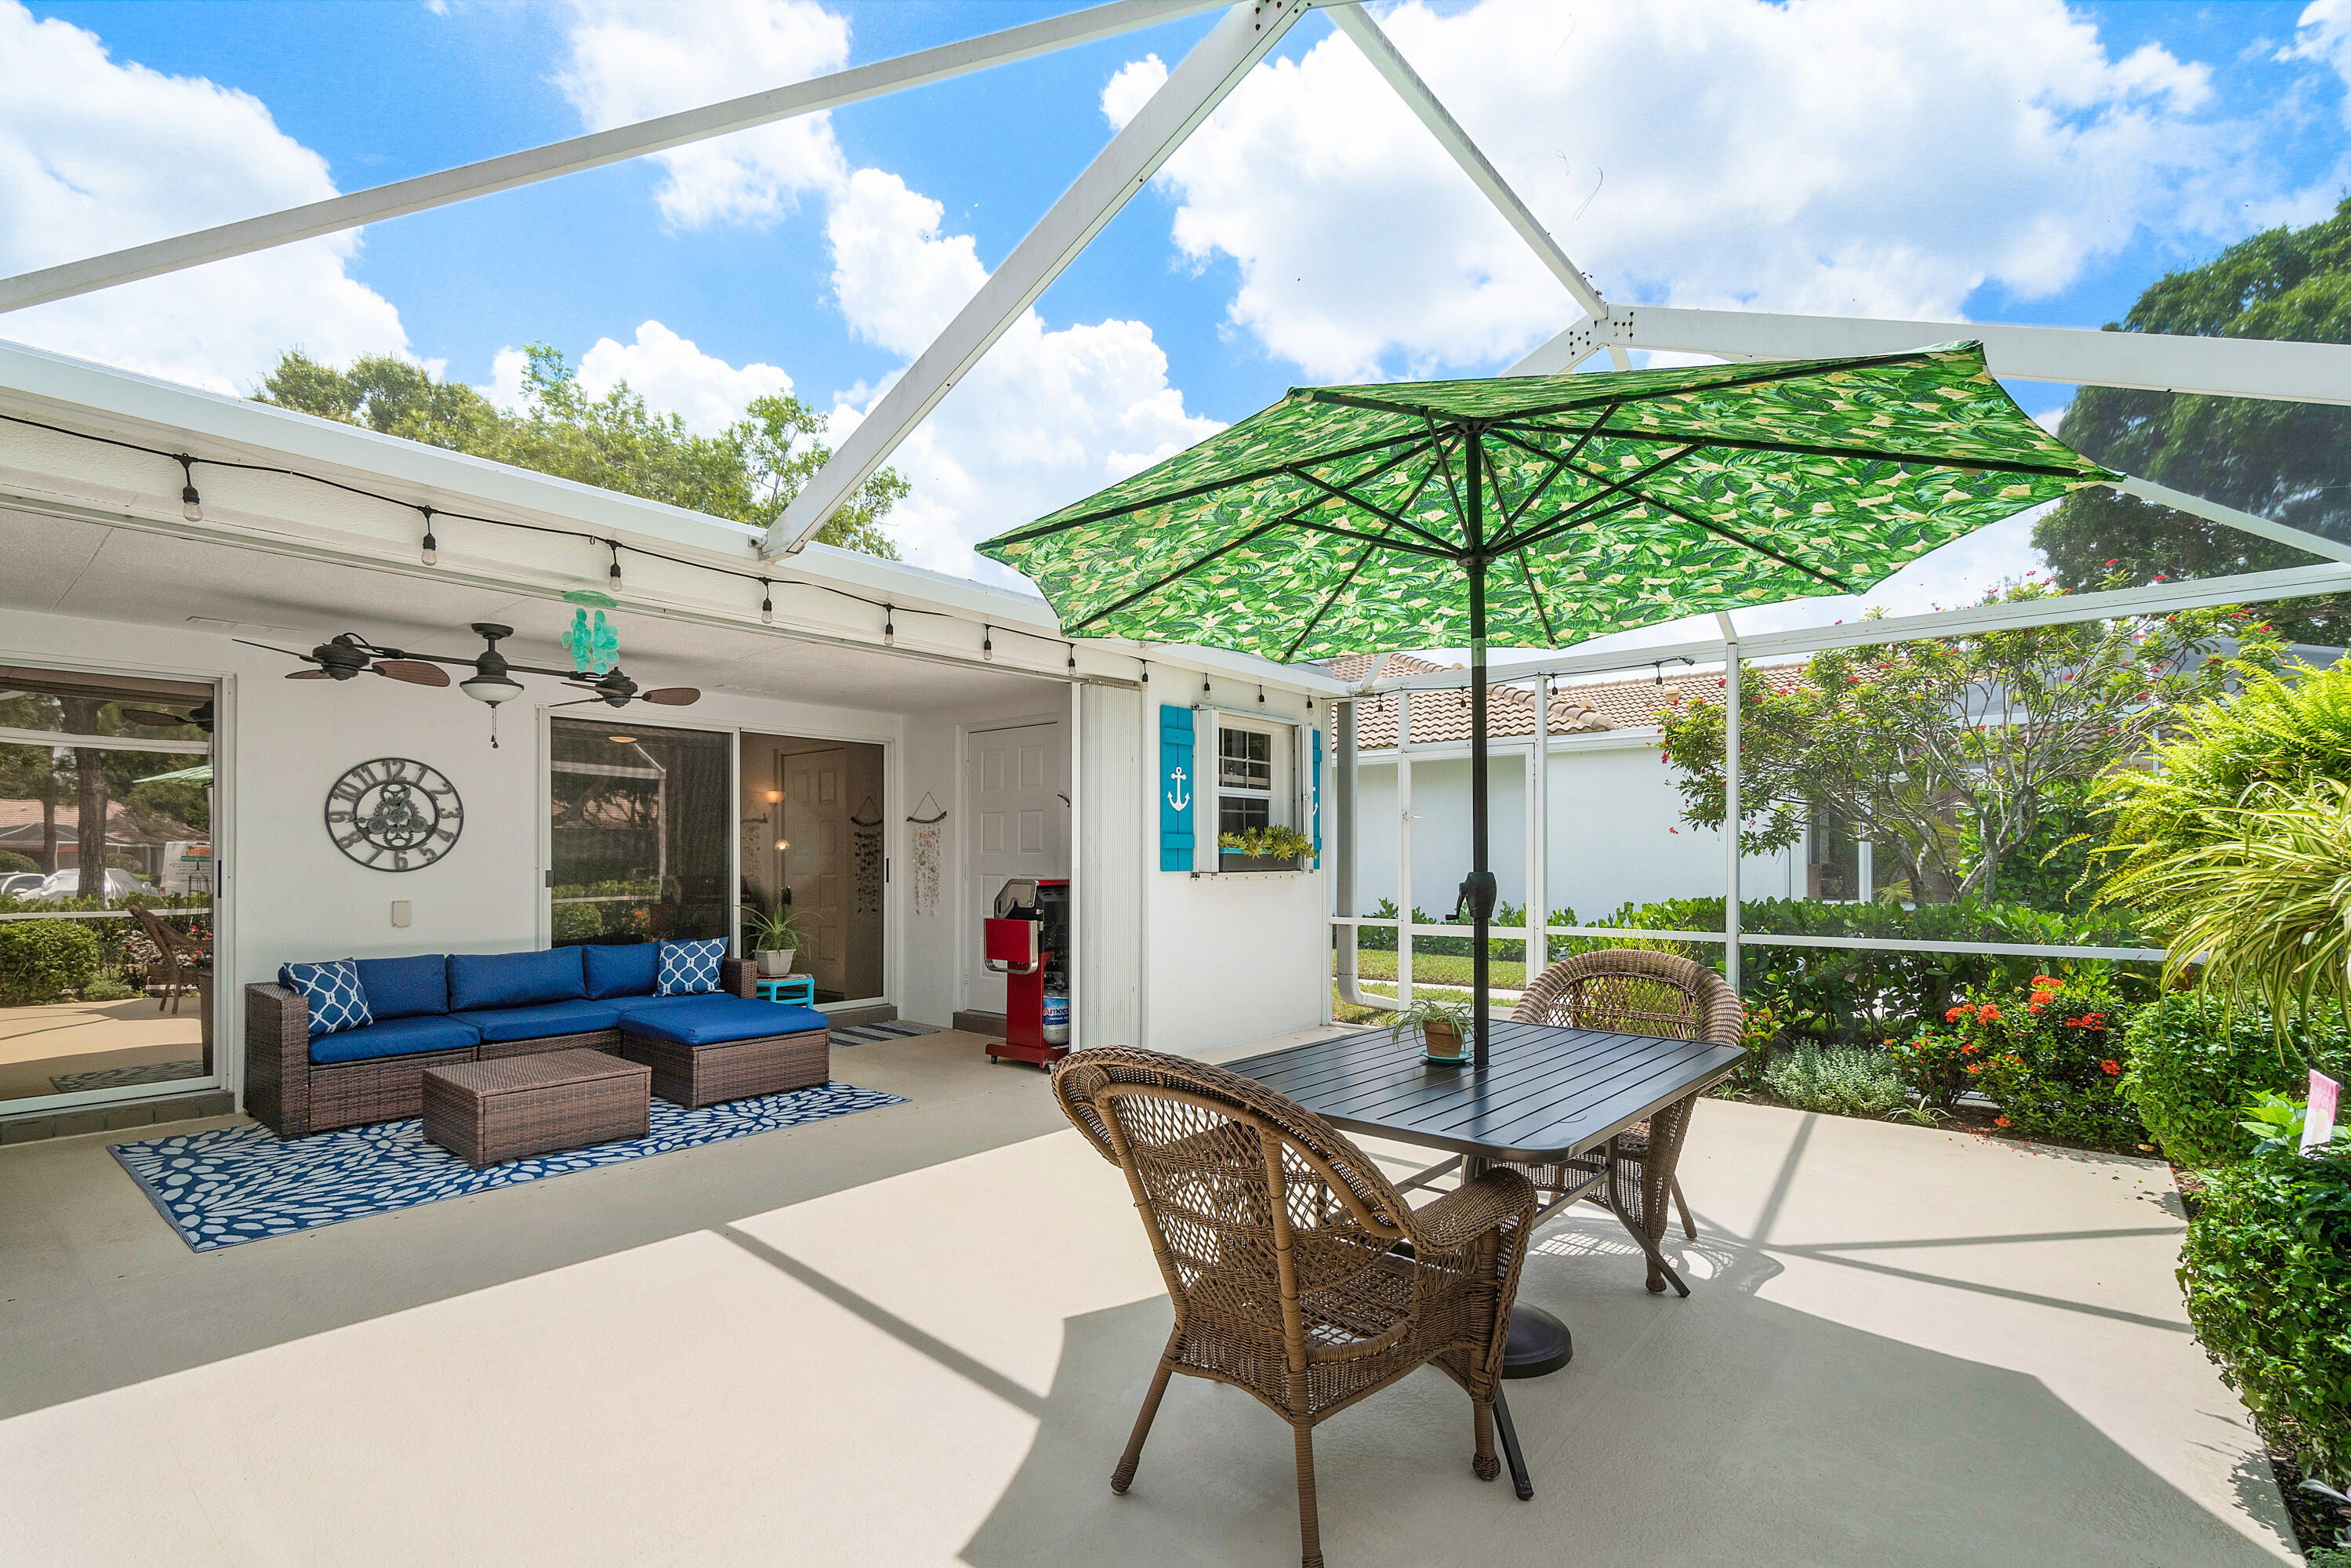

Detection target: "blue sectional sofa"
[245, 943, 829, 1138]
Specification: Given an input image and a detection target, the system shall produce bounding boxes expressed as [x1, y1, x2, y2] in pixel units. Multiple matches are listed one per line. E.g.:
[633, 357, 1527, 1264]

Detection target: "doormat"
[829, 1021, 941, 1046]
[52, 1060, 207, 1092]
[111, 1080, 907, 1252]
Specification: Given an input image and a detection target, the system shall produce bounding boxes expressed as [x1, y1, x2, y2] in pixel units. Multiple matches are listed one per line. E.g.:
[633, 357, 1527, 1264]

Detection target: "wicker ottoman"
[621, 1026, 829, 1109]
[422, 1048, 651, 1167]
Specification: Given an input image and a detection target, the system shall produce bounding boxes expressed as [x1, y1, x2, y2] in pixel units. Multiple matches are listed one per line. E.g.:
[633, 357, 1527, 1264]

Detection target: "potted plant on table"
[1389, 993, 1478, 1065]
[743, 905, 802, 978]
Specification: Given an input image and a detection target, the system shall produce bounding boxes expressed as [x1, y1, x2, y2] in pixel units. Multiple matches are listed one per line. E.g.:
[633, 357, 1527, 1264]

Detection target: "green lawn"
[1344, 949, 1528, 990]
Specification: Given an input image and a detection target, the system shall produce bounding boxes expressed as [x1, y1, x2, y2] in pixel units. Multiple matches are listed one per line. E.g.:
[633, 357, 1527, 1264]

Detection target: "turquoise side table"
[756, 975, 815, 1006]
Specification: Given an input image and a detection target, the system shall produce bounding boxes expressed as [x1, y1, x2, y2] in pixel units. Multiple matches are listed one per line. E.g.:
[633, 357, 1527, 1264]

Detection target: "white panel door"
[967, 720, 1065, 1012]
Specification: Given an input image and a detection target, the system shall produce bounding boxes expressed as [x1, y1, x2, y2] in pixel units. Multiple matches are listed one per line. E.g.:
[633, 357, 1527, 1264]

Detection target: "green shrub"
[2178, 1109, 2351, 1487]
[79, 975, 137, 1002]
[1762, 1045, 1908, 1118]
[2123, 993, 2351, 1166]
[0, 919, 103, 1005]
[0, 850, 37, 875]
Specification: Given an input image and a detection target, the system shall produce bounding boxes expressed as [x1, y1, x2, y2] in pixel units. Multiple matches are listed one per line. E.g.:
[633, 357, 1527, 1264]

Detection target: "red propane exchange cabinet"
[985, 877, 1070, 1068]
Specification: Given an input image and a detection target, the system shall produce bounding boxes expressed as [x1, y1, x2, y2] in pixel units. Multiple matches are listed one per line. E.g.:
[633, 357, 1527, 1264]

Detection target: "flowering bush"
[1894, 969, 2145, 1147]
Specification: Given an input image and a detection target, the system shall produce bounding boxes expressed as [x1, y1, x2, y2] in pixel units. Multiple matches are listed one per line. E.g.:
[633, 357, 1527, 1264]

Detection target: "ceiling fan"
[236, 622, 696, 726]
[117, 698, 217, 734]
[233, 633, 452, 688]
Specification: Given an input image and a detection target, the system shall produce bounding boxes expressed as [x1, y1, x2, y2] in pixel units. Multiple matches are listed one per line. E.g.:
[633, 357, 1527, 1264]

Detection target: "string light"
[1203, 673, 1212, 695]
[1257, 684, 1265, 705]
[981, 626, 992, 662]
[883, 607, 895, 647]
[759, 579, 773, 624]
[1066, 643, 1077, 673]
[4, 412, 1199, 686]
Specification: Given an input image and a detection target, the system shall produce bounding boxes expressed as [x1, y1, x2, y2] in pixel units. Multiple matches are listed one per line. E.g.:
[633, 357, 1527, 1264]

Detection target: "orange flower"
[2028, 1002, 2045, 1014]
[1977, 1005, 2001, 1022]
[1967, 1063, 1981, 1075]
[1995, 1116, 2012, 1128]
[1945, 1006, 1965, 1023]
[2101, 1060, 2120, 1075]
[1961, 1043, 1978, 1054]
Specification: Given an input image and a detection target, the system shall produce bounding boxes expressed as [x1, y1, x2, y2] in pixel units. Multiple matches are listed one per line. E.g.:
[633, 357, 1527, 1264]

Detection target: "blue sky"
[4, 0, 2346, 624]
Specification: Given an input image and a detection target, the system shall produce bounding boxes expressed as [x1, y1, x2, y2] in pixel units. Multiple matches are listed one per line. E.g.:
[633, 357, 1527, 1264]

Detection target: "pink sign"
[2305, 1071, 2341, 1154]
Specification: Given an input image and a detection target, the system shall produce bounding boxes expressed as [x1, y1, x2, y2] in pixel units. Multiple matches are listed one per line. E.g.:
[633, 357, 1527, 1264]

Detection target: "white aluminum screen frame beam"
[1326, 4, 1631, 371]
[1361, 558, 2351, 695]
[0, 0, 1222, 316]
[1510, 303, 2351, 405]
[762, 0, 1308, 555]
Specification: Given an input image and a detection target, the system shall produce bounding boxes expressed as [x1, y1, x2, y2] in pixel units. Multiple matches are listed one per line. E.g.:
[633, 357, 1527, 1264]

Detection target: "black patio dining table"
[1223, 1016, 1745, 1500]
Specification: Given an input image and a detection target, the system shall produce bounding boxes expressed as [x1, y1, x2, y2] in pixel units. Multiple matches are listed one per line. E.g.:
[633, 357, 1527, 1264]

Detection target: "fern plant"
[2101, 779, 2351, 1026]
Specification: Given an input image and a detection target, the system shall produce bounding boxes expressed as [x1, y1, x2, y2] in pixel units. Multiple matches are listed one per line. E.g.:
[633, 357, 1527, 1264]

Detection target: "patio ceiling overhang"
[0, 338, 1347, 705]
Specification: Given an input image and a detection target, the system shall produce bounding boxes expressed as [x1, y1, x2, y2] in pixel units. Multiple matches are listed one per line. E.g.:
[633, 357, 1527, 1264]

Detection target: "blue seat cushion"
[449, 998, 623, 1044]
[354, 954, 449, 1020]
[309, 1013, 481, 1065]
[581, 942, 661, 1000]
[448, 948, 587, 1011]
[616, 994, 826, 1047]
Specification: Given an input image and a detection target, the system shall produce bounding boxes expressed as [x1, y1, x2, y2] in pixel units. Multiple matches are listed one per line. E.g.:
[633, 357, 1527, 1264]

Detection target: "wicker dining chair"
[1052, 1047, 1537, 1568]
[1507, 949, 1742, 1293]
[128, 904, 210, 1015]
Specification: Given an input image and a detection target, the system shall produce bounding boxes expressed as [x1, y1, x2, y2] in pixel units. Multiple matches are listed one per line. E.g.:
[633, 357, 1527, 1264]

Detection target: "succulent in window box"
[1389, 994, 1477, 1064]
[1216, 825, 1314, 868]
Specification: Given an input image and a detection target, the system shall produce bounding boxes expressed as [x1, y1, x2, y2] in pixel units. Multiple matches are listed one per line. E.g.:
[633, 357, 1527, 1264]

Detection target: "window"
[1210, 714, 1297, 865]
[1218, 726, 1275, 837]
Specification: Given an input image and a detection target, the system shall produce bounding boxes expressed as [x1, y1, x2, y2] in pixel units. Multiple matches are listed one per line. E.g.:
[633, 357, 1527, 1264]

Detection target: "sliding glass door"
[549, 719, 731, 947]
[0, 665, 216, 1109]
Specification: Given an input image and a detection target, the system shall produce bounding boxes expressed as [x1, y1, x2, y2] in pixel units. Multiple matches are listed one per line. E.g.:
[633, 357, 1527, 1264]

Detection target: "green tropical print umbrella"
[979, 342, 2113, 1072]
[978, 343, 2116, 662]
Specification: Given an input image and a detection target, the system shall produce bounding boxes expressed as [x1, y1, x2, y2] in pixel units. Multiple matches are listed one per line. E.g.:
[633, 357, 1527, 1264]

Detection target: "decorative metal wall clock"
[325, 757, 463, 871]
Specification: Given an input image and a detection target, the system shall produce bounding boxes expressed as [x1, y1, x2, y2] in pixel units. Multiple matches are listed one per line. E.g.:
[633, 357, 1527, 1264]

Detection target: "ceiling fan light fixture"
[460, 671, 524, 706]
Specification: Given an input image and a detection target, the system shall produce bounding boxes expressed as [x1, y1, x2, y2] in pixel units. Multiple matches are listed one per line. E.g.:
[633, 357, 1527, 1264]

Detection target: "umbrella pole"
[1468, 437, 1493, 1074]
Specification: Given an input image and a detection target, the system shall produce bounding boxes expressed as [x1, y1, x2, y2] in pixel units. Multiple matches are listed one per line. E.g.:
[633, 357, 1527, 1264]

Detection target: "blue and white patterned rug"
[111, 1080, 907, 1252]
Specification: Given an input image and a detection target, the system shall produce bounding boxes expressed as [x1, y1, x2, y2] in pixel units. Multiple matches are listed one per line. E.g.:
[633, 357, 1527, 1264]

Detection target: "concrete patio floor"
[0, 1028, 2298, 1566]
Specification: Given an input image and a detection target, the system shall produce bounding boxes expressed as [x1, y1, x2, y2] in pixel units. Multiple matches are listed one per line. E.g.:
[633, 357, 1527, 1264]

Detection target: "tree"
[2035, 196, 2351, 646]
[1655, 581, 2286, 903]
[256, 346, 906, 558]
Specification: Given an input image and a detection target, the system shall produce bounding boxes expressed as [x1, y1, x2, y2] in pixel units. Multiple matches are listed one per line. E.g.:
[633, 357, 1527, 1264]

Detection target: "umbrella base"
[1500, 1305, 1572, 1378]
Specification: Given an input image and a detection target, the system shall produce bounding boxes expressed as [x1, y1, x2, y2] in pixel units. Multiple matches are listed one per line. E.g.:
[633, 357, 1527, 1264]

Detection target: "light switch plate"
[390, 900, 412, 927]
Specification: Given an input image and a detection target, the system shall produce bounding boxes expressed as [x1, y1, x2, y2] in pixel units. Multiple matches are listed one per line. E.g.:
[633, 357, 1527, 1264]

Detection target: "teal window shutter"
[1159, 704, 1195, 872]
[1311, 727, 1323, 866]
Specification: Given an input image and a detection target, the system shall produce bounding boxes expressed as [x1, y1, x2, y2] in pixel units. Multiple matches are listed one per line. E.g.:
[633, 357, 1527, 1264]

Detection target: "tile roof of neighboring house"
[1319, 653, 1805, 750]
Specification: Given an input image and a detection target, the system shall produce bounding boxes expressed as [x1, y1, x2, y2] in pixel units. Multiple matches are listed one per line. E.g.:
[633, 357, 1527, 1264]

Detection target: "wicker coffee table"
[422, 1048, 651, 1167]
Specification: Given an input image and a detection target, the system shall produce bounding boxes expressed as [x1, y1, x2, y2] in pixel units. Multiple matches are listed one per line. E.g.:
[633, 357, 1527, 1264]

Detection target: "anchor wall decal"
[1166, 764, 1191, 812]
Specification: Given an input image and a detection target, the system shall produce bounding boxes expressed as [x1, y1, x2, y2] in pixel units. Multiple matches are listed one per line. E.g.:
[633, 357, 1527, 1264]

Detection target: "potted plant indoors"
[744, 905, 802, 978]
[1216, 823, 1315, 873]
[1389, 993, 1478, 1065]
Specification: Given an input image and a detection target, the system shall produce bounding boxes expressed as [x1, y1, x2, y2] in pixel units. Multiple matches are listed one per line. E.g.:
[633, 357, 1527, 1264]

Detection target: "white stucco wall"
[1348, 732, 1800, 921]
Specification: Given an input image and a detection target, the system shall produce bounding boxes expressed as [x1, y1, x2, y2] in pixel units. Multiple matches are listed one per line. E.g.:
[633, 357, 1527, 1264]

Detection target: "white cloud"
[835, 312, 1224, 580]
[0, 1, 406, 392]
[825, 169, 986, 358]
[555, 0, 851, 228]
[1101, 54, 1166, 130]
[1142, 0, 2317, 382]
[544, 1, 1221, 583]
[2287, 0, 2351, 121]
[577, 321, 790, 434]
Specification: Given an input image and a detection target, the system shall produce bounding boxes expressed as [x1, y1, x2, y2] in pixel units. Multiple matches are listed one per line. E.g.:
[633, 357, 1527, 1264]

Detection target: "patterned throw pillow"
[657, 939, 725, 997]
[278, 959, 375, 1038]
